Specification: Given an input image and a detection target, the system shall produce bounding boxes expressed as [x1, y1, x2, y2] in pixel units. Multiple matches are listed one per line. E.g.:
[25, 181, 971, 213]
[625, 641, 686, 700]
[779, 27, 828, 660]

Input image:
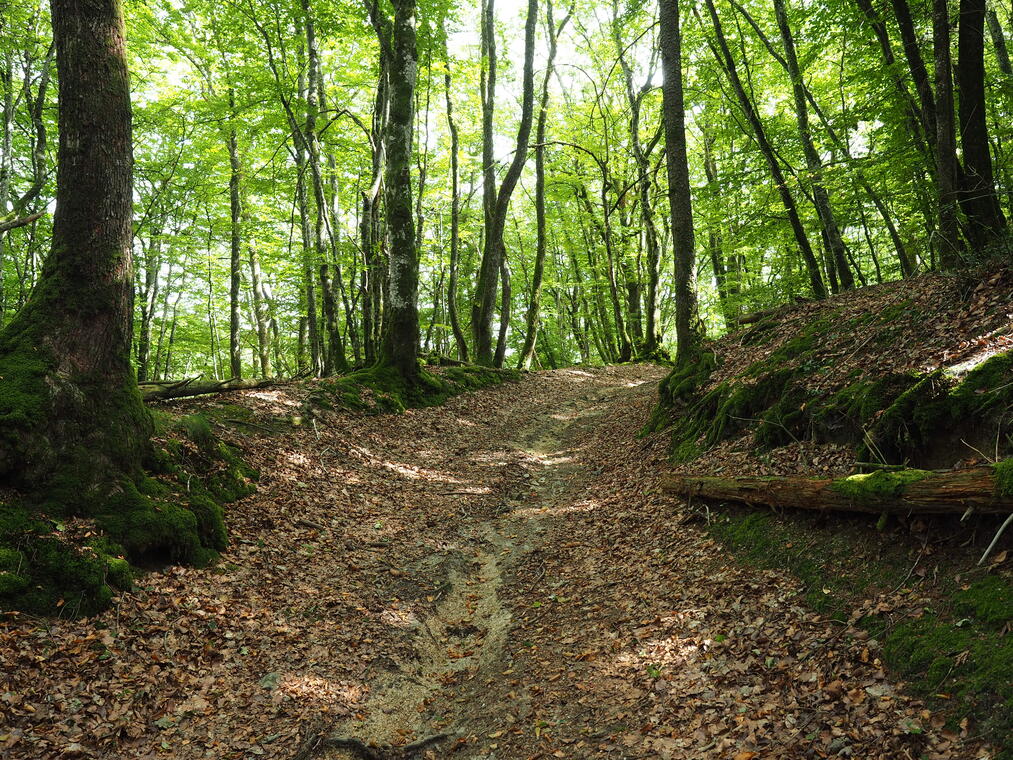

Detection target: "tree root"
[293, 730, 449, 760]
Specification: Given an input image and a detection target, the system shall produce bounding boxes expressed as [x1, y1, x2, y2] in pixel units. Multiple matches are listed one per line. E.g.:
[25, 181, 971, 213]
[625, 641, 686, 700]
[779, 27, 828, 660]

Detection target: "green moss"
[312, 363, 520, 415]
[739, 317, 779, 347]
[953, 576, 1013, 630]
[179, 414, 216, 451]
[829, 468, 934, 503]
[883, 615, 1012, 755]
[877, 299, 915, 324]
[0, 504, 113, 616]
[707, 505, 1013, 755]
[865, 351, 1013, 464]
[0, 405, 256, 615]
[994, 460, 1013, 499]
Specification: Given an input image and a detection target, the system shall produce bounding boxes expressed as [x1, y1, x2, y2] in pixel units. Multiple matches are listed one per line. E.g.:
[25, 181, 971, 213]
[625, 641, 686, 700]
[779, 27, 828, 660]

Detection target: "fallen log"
[141, 377, 278, 401]
[661, 465, 1013, 516]
[735, 306, 781, 325]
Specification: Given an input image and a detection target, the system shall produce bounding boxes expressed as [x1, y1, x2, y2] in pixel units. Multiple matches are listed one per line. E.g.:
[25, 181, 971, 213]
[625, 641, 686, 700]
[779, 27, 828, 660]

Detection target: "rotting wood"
[661, 466, 1013, 515]
[141, 377, 278, 401]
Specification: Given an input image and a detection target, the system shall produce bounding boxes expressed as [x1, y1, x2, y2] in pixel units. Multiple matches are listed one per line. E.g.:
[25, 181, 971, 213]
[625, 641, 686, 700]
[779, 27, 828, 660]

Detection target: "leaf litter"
[0, 364, 996, 759]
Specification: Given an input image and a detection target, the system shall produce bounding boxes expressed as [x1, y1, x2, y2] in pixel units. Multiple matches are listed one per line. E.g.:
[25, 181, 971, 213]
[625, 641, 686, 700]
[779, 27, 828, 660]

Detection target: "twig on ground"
[979, 513, 1013, 566]
[293, 730, 449, 760]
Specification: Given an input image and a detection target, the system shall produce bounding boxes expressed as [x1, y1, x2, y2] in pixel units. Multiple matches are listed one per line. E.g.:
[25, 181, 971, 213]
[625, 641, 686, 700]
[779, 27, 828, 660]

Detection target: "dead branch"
[292, 730, 449, 760]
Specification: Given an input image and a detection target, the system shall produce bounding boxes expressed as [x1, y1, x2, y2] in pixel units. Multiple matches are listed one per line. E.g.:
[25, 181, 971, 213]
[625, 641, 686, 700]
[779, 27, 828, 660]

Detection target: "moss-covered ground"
[651, 277, 1013, 468]
[707, 506, 1013, 757]
[0, 410, 257, 617]
[309, 362, 521, 414]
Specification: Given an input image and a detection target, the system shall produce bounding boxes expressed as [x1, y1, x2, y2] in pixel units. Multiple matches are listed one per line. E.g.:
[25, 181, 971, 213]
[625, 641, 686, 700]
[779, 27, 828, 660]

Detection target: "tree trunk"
[443, 58, 469, 362]
[773, 0, 854, 290]
[248, 246, 272, 377]
[662, 466, 1013, 516]
[987, 7, 1012, 78]
[956, 0, 1007, 246]
[519, 0, 567, 369]
[379, 0, 420, 382]
[141, 377, 276, 402]
[661, 0, 701, 365]
[0, 0, 152, 493]
[472, 0, 538, 366]
[933, 0, 965, 268]
[701, 0, 827, 300]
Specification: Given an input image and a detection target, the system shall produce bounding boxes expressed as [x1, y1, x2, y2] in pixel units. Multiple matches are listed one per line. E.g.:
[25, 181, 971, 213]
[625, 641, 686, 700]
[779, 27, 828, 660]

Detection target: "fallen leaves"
[0, 366, 994, 759]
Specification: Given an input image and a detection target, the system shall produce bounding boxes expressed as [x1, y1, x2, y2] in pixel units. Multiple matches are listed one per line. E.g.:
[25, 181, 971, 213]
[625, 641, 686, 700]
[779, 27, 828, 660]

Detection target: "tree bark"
[141, 377, 276, 402]
[773, 0, 854, 290]
[933, 0, 965, 268]
[659, 0, 699, 365]
[227, 97, 243, 380]
[443, 56, 469, 362]
[379, 0, 420, 382]
[0, 0, 152, 491]
[956, 0, 1007, 247]
[519, 0, 568, 369]
[472, 0, 538, 366]
[662, 466, 1013, 516]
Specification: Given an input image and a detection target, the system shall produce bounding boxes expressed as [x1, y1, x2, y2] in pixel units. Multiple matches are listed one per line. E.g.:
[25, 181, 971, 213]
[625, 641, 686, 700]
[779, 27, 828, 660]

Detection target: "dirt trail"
[324, 372, 628, 757]
[1, 366, 988, 759]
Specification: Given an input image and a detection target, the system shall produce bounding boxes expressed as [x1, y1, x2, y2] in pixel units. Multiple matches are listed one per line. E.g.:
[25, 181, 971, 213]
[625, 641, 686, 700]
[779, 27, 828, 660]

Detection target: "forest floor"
[0, 365, 995, 759]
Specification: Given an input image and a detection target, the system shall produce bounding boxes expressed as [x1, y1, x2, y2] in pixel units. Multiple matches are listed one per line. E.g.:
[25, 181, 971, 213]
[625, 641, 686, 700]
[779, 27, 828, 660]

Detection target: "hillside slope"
[651, 270, 1013, 476]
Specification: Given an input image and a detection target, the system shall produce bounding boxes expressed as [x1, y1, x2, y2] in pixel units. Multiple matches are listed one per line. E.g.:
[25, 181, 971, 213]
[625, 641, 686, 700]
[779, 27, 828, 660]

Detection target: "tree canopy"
[2, 0, 1009, 380]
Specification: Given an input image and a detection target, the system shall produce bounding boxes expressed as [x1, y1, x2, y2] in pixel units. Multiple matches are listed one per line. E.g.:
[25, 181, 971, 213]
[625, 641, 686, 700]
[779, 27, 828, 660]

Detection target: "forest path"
[319, 368, 641, 758]
[1, 365, 980, 759]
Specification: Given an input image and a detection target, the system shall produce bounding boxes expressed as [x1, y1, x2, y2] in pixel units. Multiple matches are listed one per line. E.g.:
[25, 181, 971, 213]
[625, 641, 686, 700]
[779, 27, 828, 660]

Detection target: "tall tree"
[956, 0, 1007, 246]
[773, 0, 854, 290]
[443, 52, 469, 362]
[518, 0, 569, 370]
[659, 0, 699, 364]
[701, 0, 828, 299]
[933, 0, 964, 267]
[0, 0, 152, 491]
[378, 0, 420, 381]
[472, 0, 539, 366]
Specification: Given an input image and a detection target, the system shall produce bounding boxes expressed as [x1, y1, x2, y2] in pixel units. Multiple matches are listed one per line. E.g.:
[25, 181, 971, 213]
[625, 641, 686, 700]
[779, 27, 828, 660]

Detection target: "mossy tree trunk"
[0, 0, 153, 497]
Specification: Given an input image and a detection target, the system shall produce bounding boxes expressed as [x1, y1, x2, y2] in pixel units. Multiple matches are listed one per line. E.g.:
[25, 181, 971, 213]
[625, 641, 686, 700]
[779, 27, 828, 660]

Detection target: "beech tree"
[0, 0, 152, 493]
